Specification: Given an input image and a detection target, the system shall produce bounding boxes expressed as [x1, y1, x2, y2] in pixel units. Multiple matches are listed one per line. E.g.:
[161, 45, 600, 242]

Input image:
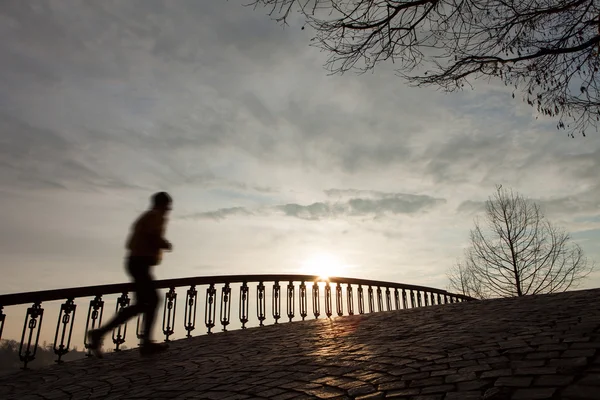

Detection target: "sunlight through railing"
[0, 274, 475, 369]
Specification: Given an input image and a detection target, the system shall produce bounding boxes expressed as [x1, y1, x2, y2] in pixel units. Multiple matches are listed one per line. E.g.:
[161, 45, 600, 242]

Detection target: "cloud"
[183, 190, 446, 221]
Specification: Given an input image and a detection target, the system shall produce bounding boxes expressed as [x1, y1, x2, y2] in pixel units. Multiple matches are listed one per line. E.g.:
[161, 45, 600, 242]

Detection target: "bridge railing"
[0, 274, 474, 369]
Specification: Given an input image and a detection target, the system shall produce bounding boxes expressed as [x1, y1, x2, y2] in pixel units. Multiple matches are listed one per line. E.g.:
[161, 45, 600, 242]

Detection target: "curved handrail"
[0, 274, 475, 306]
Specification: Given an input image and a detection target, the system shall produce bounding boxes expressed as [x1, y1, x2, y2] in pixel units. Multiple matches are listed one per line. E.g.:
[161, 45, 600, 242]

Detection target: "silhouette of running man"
[88, 192, 173, 357]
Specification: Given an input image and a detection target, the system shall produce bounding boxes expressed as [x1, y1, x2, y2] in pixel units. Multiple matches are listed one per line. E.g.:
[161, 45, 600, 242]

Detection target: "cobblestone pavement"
[1, 289, 600, 399]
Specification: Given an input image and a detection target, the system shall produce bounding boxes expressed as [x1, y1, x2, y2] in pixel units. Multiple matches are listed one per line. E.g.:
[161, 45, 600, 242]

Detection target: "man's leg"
[138, 279, 159, 344]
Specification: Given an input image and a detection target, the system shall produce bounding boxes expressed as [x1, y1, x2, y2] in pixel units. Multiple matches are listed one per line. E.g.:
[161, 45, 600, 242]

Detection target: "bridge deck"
[1, 289, 599, 399]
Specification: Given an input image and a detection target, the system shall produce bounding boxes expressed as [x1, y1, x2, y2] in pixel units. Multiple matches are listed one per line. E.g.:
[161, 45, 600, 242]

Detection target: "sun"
[301, 252, 346, 280]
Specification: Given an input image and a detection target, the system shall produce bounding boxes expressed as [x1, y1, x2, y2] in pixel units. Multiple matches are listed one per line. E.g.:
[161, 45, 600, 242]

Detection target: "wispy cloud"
[183, 190, 446, 221]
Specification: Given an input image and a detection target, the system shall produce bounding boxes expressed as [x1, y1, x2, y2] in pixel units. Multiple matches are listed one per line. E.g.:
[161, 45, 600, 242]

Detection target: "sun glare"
[301, 252, 347, 280]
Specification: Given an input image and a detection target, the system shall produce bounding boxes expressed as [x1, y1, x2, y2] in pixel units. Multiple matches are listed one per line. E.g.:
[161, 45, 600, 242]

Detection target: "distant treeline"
[0, 339, 87, 373]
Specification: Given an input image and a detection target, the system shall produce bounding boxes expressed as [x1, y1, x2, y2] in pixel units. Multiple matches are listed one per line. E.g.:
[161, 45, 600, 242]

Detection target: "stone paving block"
[377, 381, 407, 391]
[457, 379, 493, 391]
[348, 384, 377, 397]
[578, 373, 600, 386]
[560, 384, 600, 399]
[430, 368, 457, 377]
[511, 387, 556, 399]
[384, 388, 420, 397]
[533, 374, 575, 386]
[409, 377, 444, 388]
[445, 391, 482, 400]
[356, 392, 385, 399]
[419, 384, 455, 394]
[445, 372, 477, 383]
[494, 376, 533, 387]
[481, 369, 513, 378]
[562, 349, 596, 358]
[514, 367, 557, 375]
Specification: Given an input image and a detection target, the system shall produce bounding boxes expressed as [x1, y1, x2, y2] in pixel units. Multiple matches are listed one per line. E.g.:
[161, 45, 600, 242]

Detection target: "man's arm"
[147, 213, 171, 251]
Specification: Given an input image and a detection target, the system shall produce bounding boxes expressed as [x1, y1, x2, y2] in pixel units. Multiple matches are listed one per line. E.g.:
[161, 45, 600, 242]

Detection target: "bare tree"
[250, 0, 600, 136]
[448, 185, 593, 298]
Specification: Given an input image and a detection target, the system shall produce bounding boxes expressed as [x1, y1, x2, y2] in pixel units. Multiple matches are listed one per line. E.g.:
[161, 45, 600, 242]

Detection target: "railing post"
[0, 305, 5, 341]
[376, 287, 383, 312]
[112, 293, 129, 351]
[368, 286, 374, 313]
[347, 284, 354, 316]
[324, 283, 333, 318]
[239, 282, 249, 329]
[444, 293, 448, 304]
[417, 291, 422, 307]
[84, 295, 104, 357]
[424, 291, 429, 307]
[312, 281, 320, 319]
[385, 287, 392, 311]
[53, 298, 76, 363]
[163, 287, 177, 341]
[220, 283, 231, 332]
[335, 283, 343, 317]
[357, 284, 365, 314]
[394, 288, 400, 310]
[437, 293, 442, 305]
[19, 301, 44, 369]
[402, 289, 408, 309]
[257, 281, 266, 326]
[299, 281, 307, 321]
[410, 290, 416, 308]
[286, 281, 295, 322]
[184, 285, 198, 337]
[272, 281, 281, 324]
[136, 313, 145, 341]
[205, 284, 216, 334]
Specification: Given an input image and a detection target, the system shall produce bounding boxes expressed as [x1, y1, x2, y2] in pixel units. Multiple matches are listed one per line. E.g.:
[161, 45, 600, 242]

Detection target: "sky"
[0, 0, 599, 324]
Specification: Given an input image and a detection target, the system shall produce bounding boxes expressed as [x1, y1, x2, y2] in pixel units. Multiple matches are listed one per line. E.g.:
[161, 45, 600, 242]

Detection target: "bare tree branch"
[249, 0, 600, 136]
[448, 185, 594, 298]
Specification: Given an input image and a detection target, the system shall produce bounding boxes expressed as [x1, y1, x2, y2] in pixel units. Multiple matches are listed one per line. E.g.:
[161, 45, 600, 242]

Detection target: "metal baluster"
[431, 293, 436, 306]
[184, 285, 198, 337]
[112, 293, 130, 351]
[257, 281, 266, 326]
[335, 283, 343, 317]
[19, 301, 44, 369]
[312, 281, 320, 319]
[417, 291, 422, 307]
[299, 281, 307, 321]
[402, 289, 408, 309]
[444, 293, 448, 304]
[205, 284, 216, 334]
[410, 290, 416, 308]
[0, 305, 5, 340]
[394, 288, 400, 310]
[53, 298, 76, 363]
[324, 283, 332, 318]
[84, 295, 104, 356]
[386, 287, 392, 311]
[357, 285, 365, 314]
[376, 287, 383, 312]
[162, 287, 177, 341]
[424, 291, 429, 307]
[220, 283, 231, 332]
[286, 281, 295, 322]
[239, 283, 249, 329]
[347, 284, 354, 315]
[368, 286, 374, 313]
[437, 293, 442, 305]
[272, 281, 281, 324]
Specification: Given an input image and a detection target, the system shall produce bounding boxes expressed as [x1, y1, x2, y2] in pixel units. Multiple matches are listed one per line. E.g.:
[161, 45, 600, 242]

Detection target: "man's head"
[151, 192, 172, 214]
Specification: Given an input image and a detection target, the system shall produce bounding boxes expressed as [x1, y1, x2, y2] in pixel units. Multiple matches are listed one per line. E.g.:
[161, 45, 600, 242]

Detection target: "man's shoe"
[139, 341, 169, 357]
[87, 329, 104, 359]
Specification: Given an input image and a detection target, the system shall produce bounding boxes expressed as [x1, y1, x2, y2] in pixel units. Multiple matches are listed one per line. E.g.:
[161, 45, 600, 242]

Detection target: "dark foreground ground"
[1, 289, 599, 400]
